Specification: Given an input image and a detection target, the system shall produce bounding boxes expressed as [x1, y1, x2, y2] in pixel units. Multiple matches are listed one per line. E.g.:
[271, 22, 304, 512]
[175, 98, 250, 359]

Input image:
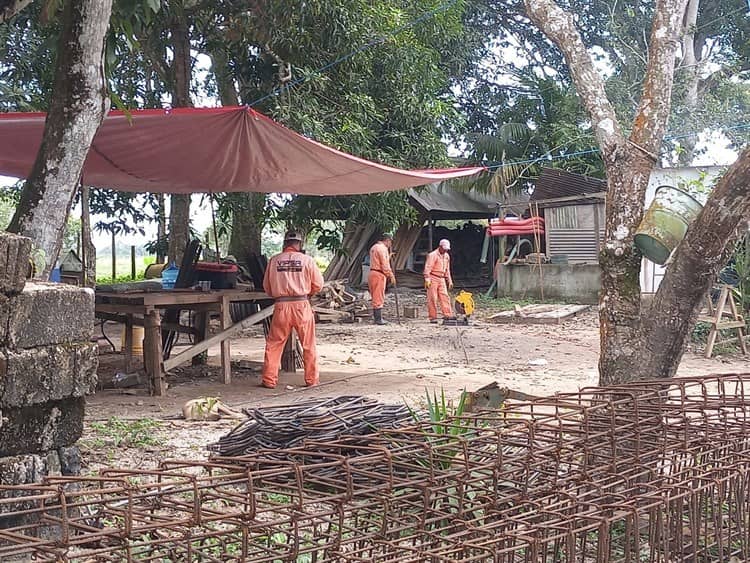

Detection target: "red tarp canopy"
[0, 106, 483, 195]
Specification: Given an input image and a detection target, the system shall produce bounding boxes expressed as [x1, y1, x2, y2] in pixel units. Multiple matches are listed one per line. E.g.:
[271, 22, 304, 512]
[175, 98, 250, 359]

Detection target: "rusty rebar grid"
[2, 374, 750, 562]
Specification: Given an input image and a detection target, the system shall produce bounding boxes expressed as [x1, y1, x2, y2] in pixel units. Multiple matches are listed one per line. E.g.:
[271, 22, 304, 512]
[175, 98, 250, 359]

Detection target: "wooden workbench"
[96, 288, 272, 395]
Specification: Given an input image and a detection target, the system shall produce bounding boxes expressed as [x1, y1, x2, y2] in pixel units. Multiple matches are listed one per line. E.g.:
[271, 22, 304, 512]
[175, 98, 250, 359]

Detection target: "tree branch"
[0, 0, 33, 24]
[630, 0, 689, 152]
[522, 0, 623, 156]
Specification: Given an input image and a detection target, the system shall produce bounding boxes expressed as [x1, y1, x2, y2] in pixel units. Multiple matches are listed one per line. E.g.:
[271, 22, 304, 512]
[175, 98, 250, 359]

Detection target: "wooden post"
[220, 295, 232, 384]
[130, 245, 136, 280]
[191, 312, 209, 366]
[124, 314, 133, 373]
[143, 308, 165, 396]
[281, 332, 298, 373]
[111, 230, 116, 280]
[428, 217, 434, 251]
[80, 182, 95, 287]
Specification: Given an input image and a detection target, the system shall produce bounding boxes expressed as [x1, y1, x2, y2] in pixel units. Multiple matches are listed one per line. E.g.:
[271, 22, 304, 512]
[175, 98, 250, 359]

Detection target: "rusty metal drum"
[634, 185, 703, 265]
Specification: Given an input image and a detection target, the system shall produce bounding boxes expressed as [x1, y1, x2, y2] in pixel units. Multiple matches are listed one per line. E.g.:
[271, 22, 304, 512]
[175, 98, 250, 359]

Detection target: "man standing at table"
[368, 233, 396, 325]
[423, 238, 454, 324]
[262, 230, 324, 389]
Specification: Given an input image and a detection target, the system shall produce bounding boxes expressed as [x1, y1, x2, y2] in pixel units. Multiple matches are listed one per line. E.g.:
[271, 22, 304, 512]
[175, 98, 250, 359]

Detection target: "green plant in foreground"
[409, 387, 470, 437]
[405, 388, 476, 471]
[89, 417, 162, 448]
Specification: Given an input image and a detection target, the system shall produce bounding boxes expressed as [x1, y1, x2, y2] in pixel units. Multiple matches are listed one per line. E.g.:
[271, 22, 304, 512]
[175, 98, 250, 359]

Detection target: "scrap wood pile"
[209, 396, 413, 457]
[311, 280, 370, 322]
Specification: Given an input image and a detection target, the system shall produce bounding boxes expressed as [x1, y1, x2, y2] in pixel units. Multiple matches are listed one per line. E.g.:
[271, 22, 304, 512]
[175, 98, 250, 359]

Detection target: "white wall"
[639, 166, 724, 293]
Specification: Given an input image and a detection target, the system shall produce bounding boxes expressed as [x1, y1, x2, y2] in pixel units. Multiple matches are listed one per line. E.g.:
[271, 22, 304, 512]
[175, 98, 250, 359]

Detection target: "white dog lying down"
[182, 397, 244, 421]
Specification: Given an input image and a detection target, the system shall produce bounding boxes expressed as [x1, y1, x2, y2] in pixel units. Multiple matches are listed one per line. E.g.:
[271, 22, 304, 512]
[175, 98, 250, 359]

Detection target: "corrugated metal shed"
[545, 203, 605, 264]
[531, 168, 606, 202]
[408, 183, 528, 220]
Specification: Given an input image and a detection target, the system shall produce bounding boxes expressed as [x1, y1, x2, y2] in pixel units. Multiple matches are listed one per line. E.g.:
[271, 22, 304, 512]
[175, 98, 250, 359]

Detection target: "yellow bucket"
[121, 325, 144, 355]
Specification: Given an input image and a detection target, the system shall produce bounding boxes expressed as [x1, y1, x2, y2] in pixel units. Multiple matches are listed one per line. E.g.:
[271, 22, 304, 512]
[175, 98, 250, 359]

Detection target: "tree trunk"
[635, 148, 750, 379]
[168, 194, 191, 264]
[166, 7, 192, 265]
[525, 0, 690, 385]
[227, 193, 265, 264]
[156, 193, 166, 263]
[80, 183, 96, 287]
[675, 0, 703, 165]
[7, 0, 113, 278]
[210, 48, 266, 264]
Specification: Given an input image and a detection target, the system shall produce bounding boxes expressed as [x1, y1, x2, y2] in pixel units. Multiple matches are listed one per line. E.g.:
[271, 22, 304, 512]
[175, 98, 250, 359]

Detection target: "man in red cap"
[261, 230, 324, 388]
[368, 233, 396, 325]
[423, 238, 454, 323]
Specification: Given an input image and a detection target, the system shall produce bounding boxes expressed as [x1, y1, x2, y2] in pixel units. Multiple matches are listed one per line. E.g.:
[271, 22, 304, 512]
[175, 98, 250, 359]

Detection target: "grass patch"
[88, 417, 163, 448]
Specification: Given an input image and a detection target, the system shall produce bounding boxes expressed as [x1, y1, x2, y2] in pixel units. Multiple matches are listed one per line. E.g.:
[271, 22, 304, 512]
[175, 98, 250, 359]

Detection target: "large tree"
[524, 0, 750, 384]
[7, 0, 114, 277]
[198, 0, 488, 262]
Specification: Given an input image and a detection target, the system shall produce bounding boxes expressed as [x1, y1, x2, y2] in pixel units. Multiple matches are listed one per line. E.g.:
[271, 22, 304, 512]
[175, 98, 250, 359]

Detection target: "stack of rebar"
[209, 396, 414, 456]
[4, 374, 750, 562]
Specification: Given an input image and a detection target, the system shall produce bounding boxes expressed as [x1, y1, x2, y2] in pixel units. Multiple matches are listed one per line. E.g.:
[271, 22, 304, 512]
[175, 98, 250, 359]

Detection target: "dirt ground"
[82, 291, 750, 474]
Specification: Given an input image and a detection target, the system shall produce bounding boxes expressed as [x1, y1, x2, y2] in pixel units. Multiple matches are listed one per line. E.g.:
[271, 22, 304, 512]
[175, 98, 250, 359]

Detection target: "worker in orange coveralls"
[261, 230, 324, 389]
[423, 238, 454, 324]
[368, 233, 396, 325]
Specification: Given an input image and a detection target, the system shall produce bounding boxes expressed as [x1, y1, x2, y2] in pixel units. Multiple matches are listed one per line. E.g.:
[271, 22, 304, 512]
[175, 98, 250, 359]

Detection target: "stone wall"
[0, 233, 96, 493]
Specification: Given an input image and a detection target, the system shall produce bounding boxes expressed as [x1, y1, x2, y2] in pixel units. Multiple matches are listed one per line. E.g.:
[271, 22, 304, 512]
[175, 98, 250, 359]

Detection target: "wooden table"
[96, 288, 273, 395]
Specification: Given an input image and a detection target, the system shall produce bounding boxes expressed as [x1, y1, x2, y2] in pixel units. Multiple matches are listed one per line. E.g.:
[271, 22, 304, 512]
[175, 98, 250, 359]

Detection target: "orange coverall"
[368, 241, 394, 309]
[423, 249, 453, 320]
[262, 247, 324, 388]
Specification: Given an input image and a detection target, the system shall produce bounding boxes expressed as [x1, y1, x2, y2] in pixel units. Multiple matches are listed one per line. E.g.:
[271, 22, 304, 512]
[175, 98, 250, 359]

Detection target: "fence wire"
[2, 374, 750, 562]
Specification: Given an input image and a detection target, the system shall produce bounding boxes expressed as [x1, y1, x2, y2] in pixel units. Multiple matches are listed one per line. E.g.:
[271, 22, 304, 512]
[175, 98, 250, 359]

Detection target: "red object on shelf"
[194, 262, 238, 273]
[487, 216, 545, 236]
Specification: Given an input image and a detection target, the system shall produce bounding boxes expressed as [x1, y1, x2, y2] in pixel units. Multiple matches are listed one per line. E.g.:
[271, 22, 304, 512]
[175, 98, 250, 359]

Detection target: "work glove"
[424, 279, 431, 289]
[390, 274, 397, 285]
[448, 282, 454, 290]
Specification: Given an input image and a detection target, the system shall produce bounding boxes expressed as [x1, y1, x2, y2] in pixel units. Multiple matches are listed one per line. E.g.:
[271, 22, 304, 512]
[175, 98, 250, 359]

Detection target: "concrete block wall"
[0, 233, 96, 489]
[496, 263, 601, 304]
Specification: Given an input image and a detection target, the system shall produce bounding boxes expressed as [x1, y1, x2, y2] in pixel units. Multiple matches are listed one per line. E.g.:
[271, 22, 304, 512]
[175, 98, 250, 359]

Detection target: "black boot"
[373, 308, 387, 325]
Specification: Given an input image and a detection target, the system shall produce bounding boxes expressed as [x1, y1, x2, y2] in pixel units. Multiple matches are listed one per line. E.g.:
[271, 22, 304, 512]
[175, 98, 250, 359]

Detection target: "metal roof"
[408, 183, 528, 220]
[531, 168, 606, 202]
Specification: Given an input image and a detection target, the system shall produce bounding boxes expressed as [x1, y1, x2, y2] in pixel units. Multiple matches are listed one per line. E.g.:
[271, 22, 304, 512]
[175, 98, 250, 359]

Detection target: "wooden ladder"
[697, 285, 748, 358]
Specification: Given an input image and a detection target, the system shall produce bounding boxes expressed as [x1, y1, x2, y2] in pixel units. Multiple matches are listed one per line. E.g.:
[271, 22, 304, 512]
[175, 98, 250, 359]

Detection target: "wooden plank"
[727, 291, 748, 355]
[163, 304, 275, 372]
[96, 289, 268, 307]
[705, 287, 729, 358]
[488, 304, 589, 324]
[220, 295, 232, 384]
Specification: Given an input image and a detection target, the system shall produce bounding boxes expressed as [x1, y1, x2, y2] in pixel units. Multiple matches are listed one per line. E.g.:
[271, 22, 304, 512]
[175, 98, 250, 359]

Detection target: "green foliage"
[89, 417, 162, 448]
[416, 387, 470, 436]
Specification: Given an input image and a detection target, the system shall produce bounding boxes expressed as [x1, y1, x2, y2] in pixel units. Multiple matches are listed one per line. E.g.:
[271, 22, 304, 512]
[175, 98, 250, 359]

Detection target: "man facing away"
[261, 230, 324, 389]
[423, 238, 454, 324]
[368, 233, 396, 325]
